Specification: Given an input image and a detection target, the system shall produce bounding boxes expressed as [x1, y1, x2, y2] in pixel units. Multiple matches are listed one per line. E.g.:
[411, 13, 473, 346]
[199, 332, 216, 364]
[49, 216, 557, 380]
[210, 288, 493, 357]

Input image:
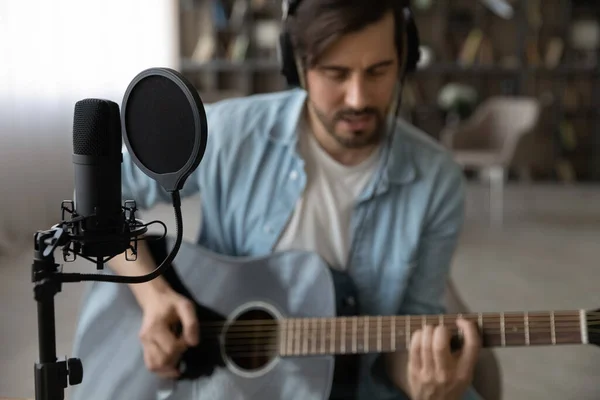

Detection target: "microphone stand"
[30, 192, 179, 400]
[30, 199, 148, 400]
[32, 225, 82, 400]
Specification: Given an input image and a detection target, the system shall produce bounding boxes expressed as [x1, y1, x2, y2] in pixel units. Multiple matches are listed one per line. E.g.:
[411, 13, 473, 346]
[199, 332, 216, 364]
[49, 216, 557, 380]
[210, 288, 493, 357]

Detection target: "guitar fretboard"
[277, 311, 589, 357]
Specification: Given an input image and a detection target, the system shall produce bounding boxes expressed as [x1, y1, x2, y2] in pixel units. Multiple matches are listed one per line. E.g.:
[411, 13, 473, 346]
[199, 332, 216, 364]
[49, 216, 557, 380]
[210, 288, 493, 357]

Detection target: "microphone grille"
[73, 98, 121, 156]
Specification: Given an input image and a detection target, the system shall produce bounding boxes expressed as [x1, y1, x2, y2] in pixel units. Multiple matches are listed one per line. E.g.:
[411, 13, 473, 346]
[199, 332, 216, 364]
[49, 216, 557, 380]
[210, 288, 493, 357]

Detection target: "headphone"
[278, 0, 421, 88]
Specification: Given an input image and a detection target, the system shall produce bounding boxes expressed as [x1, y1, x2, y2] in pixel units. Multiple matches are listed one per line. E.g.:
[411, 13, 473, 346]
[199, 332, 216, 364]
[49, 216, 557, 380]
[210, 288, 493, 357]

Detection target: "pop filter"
[121, 67, 208, 192]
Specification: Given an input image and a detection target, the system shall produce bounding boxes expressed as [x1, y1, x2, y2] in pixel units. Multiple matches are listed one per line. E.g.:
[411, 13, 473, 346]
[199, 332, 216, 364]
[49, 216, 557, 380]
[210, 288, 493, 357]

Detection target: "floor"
[1, 183, 599, 399]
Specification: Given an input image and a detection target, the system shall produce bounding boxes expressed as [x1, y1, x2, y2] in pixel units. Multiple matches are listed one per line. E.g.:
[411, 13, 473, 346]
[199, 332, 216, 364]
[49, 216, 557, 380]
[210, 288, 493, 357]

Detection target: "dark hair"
[285, 0, 407, 69]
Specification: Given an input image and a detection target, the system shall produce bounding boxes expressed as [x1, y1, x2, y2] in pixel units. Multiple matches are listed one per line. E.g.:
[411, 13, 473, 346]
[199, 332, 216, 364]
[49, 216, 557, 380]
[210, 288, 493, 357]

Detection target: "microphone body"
[72, 98, 128, 258]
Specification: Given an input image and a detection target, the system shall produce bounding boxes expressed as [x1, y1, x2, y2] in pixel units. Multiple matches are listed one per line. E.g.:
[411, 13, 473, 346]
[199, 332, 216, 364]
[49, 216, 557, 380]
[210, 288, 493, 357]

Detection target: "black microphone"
[31, 66, 209, 400]
[55, 67, 208, 284]
[71, 99, 130, 262]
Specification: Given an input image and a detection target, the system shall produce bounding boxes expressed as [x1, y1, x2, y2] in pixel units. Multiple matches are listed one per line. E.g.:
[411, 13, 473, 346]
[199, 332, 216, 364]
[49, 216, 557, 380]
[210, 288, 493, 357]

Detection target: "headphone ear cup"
[403, 12, 421, 73]
[278, 31, 301, 87]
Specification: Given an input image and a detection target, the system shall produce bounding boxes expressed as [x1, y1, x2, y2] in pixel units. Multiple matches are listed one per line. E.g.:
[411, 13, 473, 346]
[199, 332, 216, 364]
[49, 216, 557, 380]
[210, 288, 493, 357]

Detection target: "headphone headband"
[282, 0, 300, 19]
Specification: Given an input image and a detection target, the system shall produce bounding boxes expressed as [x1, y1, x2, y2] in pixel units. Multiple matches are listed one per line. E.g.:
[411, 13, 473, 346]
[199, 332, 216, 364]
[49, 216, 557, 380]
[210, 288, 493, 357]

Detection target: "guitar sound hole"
[223, 308, 278, 373]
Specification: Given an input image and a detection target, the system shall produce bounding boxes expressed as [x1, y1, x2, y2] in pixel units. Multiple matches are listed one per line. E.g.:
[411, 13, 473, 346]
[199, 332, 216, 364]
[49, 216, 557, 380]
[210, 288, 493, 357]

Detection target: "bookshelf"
[179, 0, 285, 102]
[178, 0, 600, 182]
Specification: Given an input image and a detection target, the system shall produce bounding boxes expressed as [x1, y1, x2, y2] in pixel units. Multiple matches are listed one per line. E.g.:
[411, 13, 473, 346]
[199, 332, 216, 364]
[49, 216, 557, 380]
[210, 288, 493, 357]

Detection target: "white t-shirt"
[274, 116, 381, 271]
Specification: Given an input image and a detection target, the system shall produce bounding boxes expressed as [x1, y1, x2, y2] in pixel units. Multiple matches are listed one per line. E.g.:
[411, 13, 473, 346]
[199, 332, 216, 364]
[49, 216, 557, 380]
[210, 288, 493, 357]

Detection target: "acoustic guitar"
[69, 235, 600, 400]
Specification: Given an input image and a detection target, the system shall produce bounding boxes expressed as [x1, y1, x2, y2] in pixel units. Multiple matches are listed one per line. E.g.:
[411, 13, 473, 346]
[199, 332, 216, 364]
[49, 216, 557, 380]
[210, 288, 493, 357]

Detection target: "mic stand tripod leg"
[32, 230, 83, 400]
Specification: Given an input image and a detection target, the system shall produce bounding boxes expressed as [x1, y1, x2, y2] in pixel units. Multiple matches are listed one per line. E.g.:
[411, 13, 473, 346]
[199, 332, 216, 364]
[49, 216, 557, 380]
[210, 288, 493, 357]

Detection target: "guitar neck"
[278, 310, 592, 357]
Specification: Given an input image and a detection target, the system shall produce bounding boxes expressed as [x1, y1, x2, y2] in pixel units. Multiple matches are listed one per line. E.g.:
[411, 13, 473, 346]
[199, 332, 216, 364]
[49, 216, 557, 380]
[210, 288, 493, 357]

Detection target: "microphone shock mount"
[31, 199, 151, 400]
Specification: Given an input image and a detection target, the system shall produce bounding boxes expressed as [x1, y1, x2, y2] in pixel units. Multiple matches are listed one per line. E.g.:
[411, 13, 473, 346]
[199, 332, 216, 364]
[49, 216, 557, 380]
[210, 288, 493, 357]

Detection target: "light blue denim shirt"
[121, 88, 480, 400]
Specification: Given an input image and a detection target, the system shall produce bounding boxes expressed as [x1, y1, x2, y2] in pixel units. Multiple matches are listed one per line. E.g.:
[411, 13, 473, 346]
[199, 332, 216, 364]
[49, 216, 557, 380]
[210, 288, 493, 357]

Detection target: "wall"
[0, 0, 179, 254]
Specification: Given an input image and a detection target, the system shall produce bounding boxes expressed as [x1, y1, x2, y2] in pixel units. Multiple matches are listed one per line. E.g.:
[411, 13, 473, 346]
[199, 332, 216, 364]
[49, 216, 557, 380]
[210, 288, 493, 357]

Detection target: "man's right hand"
[107, 240, 200, 379]
[137, 289, 200, 379]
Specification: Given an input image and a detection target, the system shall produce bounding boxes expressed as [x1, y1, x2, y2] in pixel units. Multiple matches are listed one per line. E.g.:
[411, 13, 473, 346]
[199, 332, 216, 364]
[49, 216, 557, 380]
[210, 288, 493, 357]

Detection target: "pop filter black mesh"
[123, 75, 194, 174]
[121, 67, 208, 192]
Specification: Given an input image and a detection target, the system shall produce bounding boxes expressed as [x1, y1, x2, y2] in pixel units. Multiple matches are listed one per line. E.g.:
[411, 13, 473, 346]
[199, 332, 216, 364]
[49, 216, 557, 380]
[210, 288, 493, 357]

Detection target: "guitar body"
[70, 236, 339, 400]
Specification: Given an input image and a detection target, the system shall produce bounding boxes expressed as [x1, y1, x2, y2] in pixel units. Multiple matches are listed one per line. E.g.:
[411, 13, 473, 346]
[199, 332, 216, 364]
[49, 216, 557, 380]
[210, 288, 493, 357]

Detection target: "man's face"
[305, 11, 400, 149]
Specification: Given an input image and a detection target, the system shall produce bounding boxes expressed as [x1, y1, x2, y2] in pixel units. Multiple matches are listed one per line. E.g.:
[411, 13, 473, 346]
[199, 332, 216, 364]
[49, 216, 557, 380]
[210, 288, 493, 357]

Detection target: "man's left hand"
[405, 317, 481, 400]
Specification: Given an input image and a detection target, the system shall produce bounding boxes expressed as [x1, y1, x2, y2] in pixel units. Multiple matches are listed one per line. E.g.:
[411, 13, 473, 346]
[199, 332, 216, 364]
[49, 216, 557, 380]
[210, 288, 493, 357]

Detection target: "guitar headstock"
[586, 309, 600, 347]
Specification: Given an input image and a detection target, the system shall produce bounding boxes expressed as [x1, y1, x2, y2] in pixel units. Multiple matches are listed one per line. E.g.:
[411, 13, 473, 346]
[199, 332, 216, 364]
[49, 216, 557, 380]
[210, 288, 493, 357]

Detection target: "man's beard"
[311, 102, 385, 149]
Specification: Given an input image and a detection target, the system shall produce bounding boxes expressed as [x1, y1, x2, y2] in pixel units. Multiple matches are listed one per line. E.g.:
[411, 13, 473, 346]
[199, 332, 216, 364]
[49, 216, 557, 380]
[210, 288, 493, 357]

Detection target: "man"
[110, 0, 482, 399]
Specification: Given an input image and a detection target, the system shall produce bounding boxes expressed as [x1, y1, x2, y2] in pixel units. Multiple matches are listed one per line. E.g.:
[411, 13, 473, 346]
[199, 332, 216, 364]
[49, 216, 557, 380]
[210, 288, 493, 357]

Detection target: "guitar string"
[176, 322, 600, 357]
[179, 316, 600, 334]
[214, 330, 600, 353]
[215, 327, 597, 339]
[180, 326, 600, 340]
[208, 327, 600, 356]
[194, 327, 600, 358]
[182, 321, 600, 336]
[174, 327, 599, 351]
[207, 319, 600, 333]
[205, 325, 600, 337]
[193, 312, 600, 328]
[197, 318, 600, 331]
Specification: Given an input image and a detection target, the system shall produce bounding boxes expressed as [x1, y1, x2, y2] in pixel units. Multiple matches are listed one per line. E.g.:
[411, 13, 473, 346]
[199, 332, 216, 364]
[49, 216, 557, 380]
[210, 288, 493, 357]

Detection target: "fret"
[439, 314, 444, 326]
[405, 315, 410, 349]
[281, 320, 286, 356]
[330, 318, 336, 354]
[284, 320, 289, 356]
[478, 313, 483, 331]
[364, 317, 369, 353]
[421, 314, 426, 329]
[341, 318, 346, 354]
[479, 313, 495, 347]
[391, 316, 396, 351]
[320, 318, 326, 354]
[311, 318, 317, 354]
[288, 319, 294, 356]
[524, 312, 530, 345]
[290, 319, 295, 356]
[352, 317, 357, 353]
[294, 319, 301, 355]
[500, 312, 506, 346]
[303, 318, 309, 355]
[294, 318, 302, 356]
[377, 315, 382, 352]
[279, 320, 286, 355]
[550, 311, 556, 345]
[580, 310, 589, 344]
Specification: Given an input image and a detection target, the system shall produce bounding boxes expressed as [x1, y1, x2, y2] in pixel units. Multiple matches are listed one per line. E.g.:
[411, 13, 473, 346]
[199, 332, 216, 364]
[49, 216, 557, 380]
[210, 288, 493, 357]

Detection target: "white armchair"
[441, 96, 541, 226]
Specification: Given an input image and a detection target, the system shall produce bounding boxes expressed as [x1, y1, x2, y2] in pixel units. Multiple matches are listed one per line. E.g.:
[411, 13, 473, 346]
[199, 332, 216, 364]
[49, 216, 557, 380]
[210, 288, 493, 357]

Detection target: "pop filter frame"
[121, 67, 208, 192]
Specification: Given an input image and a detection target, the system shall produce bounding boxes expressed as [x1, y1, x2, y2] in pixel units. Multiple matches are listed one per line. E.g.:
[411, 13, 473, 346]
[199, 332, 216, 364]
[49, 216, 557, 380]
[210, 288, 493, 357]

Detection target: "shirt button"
[264, 225, 273, 234]
[289, 170, 298, 181]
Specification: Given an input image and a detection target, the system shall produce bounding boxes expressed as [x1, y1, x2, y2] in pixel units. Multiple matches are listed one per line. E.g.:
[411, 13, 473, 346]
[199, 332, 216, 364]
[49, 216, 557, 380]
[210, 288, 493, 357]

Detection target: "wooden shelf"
[181, 58, 280, 73]
[178, 0, 600, 181]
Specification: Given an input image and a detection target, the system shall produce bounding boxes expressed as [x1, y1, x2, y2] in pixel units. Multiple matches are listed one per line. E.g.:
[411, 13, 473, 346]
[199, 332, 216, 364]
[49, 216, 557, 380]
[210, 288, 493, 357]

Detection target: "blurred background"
[1, 0, 600, 399]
